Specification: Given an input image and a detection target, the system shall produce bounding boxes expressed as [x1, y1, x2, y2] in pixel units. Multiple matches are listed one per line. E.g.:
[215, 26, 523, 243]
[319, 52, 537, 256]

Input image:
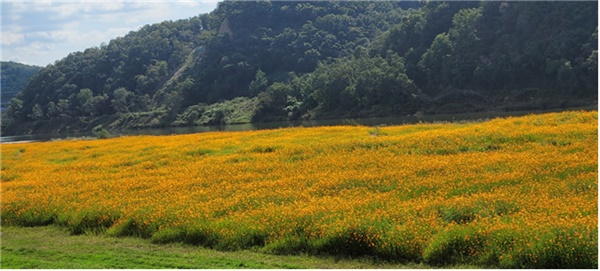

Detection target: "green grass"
[0, 225, 457, 269]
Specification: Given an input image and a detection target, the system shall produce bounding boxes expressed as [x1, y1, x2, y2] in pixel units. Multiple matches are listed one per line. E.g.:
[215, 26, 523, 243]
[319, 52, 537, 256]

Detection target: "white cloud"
[174, 1, 221, 8]
[7, 41, 56, 66]
[29, 41, 56, 51]
[7, 56, 25, 63]
[1, 32, 25, 45]
[70, 27, 133, 46]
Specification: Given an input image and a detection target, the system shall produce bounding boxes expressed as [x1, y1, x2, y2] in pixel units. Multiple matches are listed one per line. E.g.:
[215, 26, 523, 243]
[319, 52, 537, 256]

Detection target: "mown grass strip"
[0, 225, 438, 269]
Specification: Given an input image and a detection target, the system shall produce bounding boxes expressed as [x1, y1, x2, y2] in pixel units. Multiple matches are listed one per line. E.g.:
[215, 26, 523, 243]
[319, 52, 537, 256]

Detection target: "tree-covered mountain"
[3, 1, 597, 135]
[1, 61, 42, 111]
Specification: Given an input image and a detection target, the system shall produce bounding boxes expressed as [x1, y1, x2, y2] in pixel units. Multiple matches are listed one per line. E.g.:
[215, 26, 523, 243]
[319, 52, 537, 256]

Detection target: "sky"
[1, 0, 220, 67]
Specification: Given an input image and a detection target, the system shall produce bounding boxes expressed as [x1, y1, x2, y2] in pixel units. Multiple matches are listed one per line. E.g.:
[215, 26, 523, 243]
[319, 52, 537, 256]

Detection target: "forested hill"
[2, 1, 597, 135]
[1, 62, 42, 111]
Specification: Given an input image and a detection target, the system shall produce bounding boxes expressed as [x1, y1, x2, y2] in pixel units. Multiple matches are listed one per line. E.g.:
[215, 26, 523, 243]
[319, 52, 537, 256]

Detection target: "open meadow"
[1, 110, 597, 268]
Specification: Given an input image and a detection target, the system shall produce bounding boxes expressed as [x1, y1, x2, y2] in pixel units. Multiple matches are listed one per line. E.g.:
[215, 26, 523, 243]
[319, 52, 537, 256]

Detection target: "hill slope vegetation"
[1, 61, 42, 111]
[2, 1, 597, 135]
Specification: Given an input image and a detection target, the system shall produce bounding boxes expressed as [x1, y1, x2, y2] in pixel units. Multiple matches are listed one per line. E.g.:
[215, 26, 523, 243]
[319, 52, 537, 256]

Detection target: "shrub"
[263, 235, 313, 255]
[505, 227, 598, 269]
[423, 225, 487, 266]
[185, 148, 215, 157]
[437, 206, 477, 224]
[313, 226, 379, 257]
[92, 125, 113, 139]
[106, 218, 137, 237]
[62, 210, 117, 235]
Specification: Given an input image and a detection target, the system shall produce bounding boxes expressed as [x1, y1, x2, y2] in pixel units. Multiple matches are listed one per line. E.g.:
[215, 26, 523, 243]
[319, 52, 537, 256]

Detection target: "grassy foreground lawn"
[1, 111, 597, 268]
[0, 225, 437, 269]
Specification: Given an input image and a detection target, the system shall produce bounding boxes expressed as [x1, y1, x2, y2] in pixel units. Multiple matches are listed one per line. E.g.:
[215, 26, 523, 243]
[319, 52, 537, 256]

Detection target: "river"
[0, 107, 594, 143]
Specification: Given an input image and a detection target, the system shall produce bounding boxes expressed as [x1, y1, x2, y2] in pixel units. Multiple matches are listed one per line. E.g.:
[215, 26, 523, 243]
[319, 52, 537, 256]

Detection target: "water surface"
[1, 108, 593, 143]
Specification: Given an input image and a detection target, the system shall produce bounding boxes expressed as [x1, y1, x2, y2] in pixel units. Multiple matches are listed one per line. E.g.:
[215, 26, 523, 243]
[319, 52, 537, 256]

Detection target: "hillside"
[0, 61, 42, 111]
[2, 1, 597, 135]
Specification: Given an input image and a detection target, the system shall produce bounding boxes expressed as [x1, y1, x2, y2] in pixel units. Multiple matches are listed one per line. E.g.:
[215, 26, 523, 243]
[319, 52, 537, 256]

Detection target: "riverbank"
[1, 103, 596, 143]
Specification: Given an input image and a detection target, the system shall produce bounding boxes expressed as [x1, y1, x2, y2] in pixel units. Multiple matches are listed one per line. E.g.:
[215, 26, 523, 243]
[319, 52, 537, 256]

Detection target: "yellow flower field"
[1, 111, 597, 268]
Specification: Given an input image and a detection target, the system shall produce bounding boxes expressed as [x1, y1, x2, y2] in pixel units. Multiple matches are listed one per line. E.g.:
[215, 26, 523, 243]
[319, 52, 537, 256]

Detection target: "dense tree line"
[3, 1, 597, 135]
[0, 62, 41, 111]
